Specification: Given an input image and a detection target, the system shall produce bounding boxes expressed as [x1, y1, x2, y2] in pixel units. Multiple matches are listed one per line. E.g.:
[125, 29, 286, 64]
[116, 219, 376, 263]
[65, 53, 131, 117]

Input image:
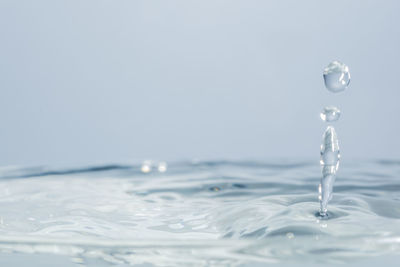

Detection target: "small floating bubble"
[323, 61, 350, 93]
[157, 161, 168, 173]
[209, 186, 221, 192]
[320, 106, 341, 122]
[286, 232, 294, 239]
[141, 161, 152, 173]
[168, 223, 184, 230]
[233, 183, 246, 189]
[71, 258, 85, 264]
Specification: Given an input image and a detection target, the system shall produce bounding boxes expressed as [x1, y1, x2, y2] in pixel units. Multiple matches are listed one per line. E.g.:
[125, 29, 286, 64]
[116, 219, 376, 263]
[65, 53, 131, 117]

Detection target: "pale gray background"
[0, 0, 399, 166]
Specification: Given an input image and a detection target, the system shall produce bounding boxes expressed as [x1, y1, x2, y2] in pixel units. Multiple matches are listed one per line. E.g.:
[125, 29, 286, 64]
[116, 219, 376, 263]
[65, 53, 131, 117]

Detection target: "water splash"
[0, 161, 400, 265]
[319, 126, 340, 216]
[319, 61, 350, 216]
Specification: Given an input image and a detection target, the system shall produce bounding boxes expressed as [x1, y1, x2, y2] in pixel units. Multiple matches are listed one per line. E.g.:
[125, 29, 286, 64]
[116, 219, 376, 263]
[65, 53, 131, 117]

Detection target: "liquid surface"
[0, 160, 400, 266]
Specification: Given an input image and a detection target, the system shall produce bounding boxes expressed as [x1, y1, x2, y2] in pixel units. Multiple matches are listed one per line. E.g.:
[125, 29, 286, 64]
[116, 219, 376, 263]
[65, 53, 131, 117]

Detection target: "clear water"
[320, 106, 341, 122]
[1, 160, 400, 266]
[319, 126, 340, 216]
[323, 61, 350, 93]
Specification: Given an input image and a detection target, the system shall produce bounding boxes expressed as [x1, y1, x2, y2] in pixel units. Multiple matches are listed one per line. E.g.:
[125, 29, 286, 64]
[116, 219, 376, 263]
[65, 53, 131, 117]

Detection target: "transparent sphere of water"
[323, 61, 350, 93]
[320, 106, 341, 122]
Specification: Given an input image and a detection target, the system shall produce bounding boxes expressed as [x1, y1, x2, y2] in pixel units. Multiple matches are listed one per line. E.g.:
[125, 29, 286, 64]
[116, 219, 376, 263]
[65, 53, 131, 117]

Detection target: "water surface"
[0, 160, 399, 266]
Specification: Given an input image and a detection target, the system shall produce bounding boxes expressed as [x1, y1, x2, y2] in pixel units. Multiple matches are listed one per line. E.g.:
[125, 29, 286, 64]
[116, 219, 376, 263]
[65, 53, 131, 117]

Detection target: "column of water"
[319, 61, 350, 217]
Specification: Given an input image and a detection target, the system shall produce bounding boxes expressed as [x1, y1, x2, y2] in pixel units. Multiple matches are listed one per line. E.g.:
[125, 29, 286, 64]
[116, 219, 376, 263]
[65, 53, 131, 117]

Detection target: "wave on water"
[0, 160, 400, 266]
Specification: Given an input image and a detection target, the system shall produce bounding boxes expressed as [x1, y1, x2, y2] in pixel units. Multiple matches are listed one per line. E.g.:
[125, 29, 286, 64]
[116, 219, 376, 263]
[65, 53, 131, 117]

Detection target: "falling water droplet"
[319, 126, 340, 216]
[320, 106, 341, 122]
[323, 61, 350, 93]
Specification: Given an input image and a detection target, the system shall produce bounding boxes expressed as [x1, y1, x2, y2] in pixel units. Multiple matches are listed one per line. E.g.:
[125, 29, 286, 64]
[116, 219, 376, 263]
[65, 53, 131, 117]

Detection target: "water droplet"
[323, 61, 350, 93]
[320, 106, 341, 122]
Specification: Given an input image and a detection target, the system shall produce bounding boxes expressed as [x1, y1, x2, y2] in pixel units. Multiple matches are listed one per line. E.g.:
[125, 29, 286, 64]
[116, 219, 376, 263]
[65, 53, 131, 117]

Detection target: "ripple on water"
[0, 160, 399, 265]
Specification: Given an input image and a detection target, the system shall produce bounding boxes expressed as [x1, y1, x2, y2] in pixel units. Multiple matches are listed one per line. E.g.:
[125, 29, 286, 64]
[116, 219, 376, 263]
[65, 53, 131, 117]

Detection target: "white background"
[0, 0, 399, 165]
